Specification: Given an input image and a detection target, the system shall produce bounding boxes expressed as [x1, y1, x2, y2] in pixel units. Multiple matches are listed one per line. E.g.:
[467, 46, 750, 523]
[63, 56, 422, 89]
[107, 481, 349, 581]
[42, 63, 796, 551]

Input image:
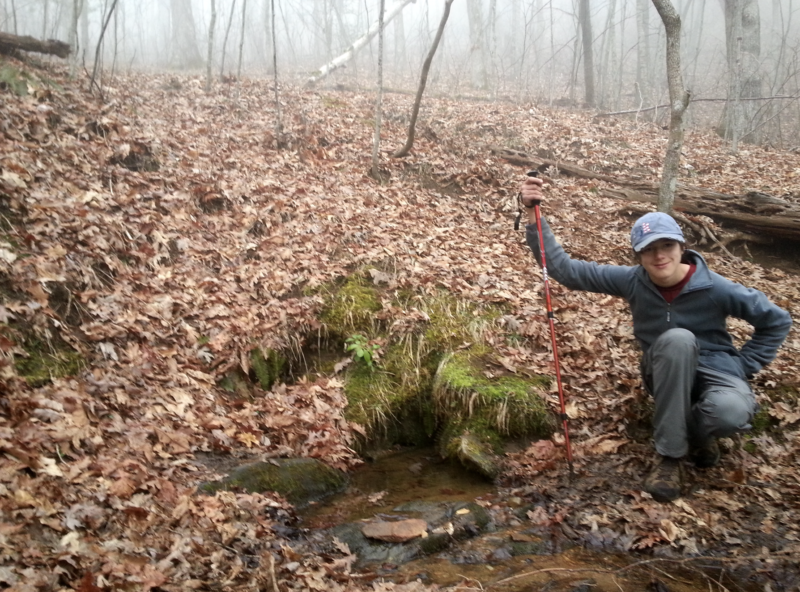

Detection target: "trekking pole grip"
[525, 170, 541, 208]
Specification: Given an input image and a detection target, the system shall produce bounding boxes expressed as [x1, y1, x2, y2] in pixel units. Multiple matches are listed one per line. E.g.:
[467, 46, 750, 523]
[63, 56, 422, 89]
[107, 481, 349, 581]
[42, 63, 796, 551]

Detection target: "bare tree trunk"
[42, 0, 49, 40]
[306, 0, 416, 87]
[170, 0, 203, 68]
[90, 0, 120, 94]
[331, 0, 355, 76]
[393, 8, 406, 71]
[651, 0, 690, 213]
[8, 0, 19, 35]
[206, 0, 217, 91]
[688, 0, 706, 95]
[371, 0, 386, 178]
[636, 0, 652, 106]
[262, 0, 272, 69]
[236, 0, 247, 79]
[721, 0, 763, 145]
[549, 1, 556, 104]
[507, 0, 520, 64]
[487, 0, 498, 91]
[68, 0, 83, 78]
[80, 0, 89, 65]
[578, 0, 595, 106]
[599, 0, 618, 109]
[271, 0, 281, 139]
[394, 0, 454, 158]
[110, 0, 119, 77]
[466, 0, 488, 89]
[220, 0, 237, 79]
[314, 0, 333, 60]
[617, 0, 627, 109]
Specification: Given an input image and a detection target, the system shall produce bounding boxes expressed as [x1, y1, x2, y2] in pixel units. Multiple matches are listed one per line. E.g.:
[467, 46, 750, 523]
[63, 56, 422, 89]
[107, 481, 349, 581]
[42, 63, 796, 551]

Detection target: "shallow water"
[300, 447, 495, 528]
[299, 448, 733, 592]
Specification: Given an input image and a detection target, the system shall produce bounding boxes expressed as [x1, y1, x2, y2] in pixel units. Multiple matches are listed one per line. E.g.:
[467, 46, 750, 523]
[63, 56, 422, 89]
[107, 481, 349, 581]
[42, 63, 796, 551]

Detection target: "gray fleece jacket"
[527, 218, 792, 380]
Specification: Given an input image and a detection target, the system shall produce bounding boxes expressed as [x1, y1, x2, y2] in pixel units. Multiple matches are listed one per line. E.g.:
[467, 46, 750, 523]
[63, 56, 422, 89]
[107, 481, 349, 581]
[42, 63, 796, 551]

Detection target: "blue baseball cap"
[630, 212, 685, 252]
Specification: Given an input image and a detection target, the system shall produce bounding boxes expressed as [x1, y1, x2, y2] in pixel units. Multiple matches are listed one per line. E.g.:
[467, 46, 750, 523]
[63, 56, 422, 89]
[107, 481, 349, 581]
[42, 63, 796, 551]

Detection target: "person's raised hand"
[520, 175, 544, 208]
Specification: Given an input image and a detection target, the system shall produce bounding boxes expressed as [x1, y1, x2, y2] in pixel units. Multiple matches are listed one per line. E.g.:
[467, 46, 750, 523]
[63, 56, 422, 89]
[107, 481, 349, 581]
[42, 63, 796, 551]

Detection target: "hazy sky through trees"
[2, 0, 799, 145]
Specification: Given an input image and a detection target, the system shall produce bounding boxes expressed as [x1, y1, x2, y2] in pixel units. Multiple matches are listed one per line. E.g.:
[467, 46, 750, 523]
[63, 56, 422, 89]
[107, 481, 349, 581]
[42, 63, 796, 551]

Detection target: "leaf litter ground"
[0, 59, 799, 591]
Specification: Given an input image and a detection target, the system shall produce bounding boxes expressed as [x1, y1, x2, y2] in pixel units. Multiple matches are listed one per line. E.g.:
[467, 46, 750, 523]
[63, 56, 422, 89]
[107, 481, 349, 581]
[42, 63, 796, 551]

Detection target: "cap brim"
[633, 233, 685, 252]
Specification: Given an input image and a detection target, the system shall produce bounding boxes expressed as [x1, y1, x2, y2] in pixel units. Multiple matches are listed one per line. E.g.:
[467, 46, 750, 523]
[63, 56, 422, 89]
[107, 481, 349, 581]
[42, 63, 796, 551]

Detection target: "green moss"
[752, 385, 797, 435]
[751, 406, 773, 434]
[319, 275, 382, 336]
[439, 417, 502, 455]
[0, 64, 33, 96]
[462, 501, 491, 530]
[434, 351, 553, 437]
[250, 347, 286, 390]
[343, 354, 435, 449]
[311, 274, 553, 467]
[198, 458, 347, 506]
[13, 336, 84, 387]
[412, 291, 500, 352]
[418, 533, 452, 555]
[440, 428, 501, 479]
[343, 362, 395, 428]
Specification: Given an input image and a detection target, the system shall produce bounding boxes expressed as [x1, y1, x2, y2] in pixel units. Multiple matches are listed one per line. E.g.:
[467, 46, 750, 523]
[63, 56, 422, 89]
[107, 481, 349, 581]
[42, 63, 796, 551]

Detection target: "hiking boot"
[644, 457, 683, 503]
[690, 437, 721, 468]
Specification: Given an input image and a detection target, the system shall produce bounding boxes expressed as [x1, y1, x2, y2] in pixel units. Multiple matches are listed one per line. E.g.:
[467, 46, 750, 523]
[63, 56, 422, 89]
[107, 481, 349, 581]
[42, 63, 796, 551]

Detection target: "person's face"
[638, 239, 686, 287]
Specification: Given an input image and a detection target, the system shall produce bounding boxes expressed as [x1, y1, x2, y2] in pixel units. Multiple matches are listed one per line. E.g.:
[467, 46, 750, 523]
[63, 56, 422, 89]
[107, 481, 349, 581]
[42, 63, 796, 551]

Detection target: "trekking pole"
[523, 171, 574, 476]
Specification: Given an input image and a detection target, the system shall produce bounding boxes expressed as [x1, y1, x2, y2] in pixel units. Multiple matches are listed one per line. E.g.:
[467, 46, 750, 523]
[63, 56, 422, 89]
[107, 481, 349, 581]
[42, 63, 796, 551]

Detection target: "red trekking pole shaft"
[527, 172, 574, 474]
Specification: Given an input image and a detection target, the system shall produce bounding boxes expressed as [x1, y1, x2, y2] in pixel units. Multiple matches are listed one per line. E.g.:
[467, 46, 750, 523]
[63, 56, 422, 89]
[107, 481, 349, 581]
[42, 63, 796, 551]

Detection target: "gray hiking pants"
[640, 328, 757, 459]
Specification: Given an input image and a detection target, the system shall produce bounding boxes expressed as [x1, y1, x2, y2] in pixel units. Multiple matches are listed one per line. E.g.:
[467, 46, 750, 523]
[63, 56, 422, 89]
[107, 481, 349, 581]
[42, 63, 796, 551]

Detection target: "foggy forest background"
[2, 0, 800, 148]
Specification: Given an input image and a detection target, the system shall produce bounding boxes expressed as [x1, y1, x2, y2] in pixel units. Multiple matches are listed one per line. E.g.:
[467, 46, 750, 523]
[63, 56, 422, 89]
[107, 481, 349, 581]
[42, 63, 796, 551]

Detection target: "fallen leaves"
[0, 56, 798, 592]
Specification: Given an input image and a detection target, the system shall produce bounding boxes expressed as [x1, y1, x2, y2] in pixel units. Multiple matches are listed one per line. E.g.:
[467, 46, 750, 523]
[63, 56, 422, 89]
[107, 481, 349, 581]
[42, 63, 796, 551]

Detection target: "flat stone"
[362, 519, 428, 543]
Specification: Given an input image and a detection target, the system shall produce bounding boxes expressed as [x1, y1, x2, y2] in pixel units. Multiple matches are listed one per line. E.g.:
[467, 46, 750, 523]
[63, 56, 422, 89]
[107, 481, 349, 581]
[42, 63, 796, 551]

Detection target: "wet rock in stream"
[197, 457, 348, 506]
[323, 500, 493, 567]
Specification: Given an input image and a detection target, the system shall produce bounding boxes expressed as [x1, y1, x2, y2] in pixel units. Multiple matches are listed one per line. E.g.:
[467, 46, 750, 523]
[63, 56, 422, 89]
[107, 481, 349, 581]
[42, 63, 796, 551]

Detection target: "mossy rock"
[434, 351, 554, 437]
[198, 458, 347, 507]
[441, 431, 500, 480]
[432, 351, 555, 477]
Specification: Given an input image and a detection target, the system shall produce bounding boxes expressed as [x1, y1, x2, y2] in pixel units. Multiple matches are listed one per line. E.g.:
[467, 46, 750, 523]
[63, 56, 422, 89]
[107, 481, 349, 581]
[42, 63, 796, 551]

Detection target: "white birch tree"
[306, 0, 416, 86]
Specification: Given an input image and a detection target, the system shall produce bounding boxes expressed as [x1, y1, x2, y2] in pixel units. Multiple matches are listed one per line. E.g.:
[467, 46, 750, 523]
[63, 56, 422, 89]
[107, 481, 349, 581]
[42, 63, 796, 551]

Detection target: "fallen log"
[491, 146, 800, 242]
[0, 32, 70, 58]
[604, 185, 800, 241]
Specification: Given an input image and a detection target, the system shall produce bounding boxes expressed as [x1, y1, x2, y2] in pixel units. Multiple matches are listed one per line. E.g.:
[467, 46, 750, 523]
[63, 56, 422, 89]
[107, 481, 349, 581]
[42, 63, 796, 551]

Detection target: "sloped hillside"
[1, 58, 799, 590]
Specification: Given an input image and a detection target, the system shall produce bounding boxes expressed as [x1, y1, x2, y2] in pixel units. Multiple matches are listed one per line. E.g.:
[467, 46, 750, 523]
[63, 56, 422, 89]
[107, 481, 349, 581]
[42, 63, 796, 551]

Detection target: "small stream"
[298, 448, 719, 592]
[301, 448, 494, 528]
